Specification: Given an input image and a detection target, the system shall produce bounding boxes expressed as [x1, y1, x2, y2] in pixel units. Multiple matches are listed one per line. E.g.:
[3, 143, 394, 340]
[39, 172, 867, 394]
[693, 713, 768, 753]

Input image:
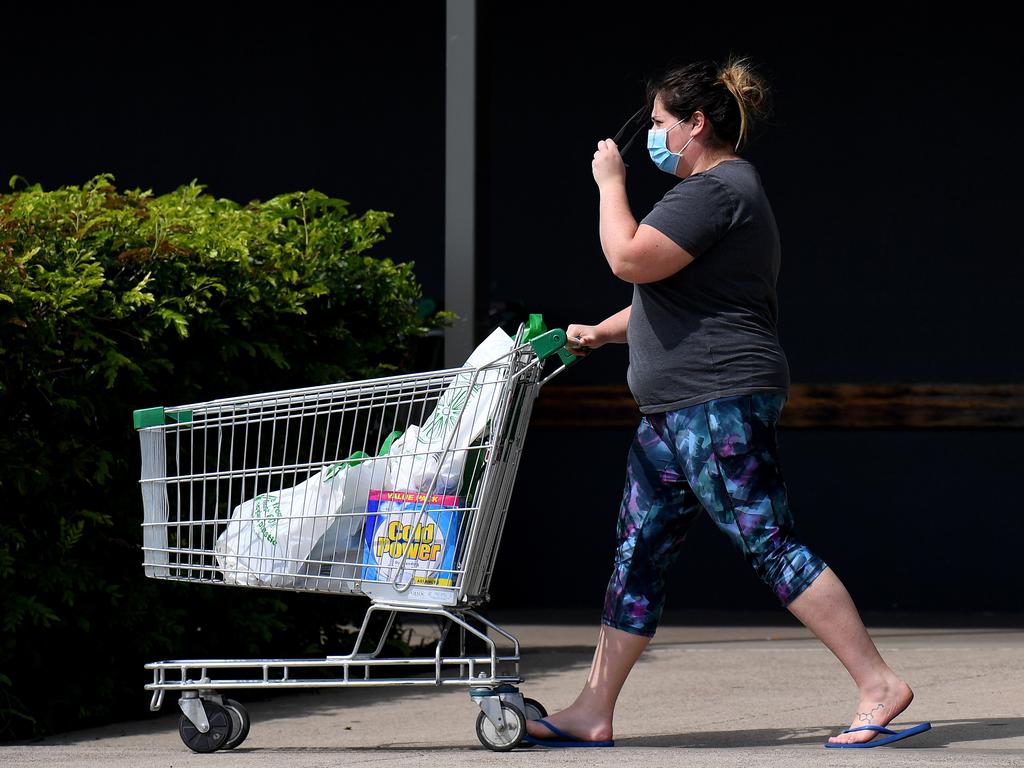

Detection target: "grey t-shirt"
[626, 158, 790, 414]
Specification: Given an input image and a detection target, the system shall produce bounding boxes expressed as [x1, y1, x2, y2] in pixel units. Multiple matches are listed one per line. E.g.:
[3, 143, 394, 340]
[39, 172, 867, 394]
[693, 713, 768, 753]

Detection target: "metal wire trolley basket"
[134, 318, 579, 753]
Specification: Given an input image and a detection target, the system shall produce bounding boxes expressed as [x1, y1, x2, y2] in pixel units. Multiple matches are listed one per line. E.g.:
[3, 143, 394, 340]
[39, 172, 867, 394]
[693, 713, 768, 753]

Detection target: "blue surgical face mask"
[647, 119, 695, 175]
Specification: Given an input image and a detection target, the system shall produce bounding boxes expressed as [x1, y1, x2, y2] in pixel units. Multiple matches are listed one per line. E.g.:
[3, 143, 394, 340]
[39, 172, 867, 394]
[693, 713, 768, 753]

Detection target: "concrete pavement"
[4, 618, 1023, 767]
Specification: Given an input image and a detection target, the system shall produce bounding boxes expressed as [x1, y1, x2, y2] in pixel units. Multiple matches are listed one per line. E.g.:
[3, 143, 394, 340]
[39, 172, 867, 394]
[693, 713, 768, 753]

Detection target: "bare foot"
[524, 703, 613, 743]
[827, 676, 915, 746]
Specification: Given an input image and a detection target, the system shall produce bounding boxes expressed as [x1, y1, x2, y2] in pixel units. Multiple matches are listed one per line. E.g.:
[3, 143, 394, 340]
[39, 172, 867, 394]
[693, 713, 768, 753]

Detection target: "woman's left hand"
[592, 138, 626, 187]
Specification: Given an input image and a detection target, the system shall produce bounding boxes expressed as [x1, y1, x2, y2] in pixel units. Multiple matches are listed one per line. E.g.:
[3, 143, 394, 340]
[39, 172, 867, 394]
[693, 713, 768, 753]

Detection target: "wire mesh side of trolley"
[137, 326, 556, 607]
[135, 321, 578, 753]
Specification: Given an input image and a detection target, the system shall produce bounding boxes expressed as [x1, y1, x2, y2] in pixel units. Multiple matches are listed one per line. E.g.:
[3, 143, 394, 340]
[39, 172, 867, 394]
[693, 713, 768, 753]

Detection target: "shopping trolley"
[134, 318, 581, 753]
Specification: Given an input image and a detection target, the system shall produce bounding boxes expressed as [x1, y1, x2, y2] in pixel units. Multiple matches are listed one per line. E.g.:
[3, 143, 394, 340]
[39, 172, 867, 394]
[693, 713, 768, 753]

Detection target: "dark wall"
[3, 6, 447, 301]
[490, 425, 1023, 615]
[485, 7, 1024, 385]
[4, 6, 1020, 614]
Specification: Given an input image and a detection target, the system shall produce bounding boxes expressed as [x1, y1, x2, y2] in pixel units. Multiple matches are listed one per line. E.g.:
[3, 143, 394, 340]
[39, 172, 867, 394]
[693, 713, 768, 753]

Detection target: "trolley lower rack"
[147, 604, 547, 752]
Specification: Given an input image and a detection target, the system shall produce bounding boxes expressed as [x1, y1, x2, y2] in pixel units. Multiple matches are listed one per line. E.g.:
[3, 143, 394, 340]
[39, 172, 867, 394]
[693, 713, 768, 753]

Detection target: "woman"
[524, 57, 924, 749]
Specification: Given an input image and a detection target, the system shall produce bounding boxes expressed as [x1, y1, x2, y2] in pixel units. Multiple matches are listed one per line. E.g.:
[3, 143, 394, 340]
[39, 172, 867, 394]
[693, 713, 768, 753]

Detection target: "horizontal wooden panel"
[529, 384, 1024, 429]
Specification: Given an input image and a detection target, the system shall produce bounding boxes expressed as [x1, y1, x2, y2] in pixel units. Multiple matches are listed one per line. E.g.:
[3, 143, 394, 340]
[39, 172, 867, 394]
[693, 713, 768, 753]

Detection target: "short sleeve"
[639, 175, 737, 258]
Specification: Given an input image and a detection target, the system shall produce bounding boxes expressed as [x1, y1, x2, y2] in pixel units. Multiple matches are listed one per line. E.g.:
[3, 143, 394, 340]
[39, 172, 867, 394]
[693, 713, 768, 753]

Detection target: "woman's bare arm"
[596, 305, 631, 344]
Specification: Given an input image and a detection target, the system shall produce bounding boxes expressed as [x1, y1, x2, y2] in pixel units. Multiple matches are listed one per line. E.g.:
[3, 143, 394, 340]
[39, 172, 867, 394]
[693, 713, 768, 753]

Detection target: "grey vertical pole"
[445, 8, 491, 660]
[445, 0, 476, 367]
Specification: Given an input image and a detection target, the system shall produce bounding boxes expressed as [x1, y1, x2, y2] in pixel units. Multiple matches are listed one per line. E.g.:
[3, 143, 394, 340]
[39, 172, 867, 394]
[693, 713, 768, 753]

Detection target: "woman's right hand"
[565, 323, 604, 357]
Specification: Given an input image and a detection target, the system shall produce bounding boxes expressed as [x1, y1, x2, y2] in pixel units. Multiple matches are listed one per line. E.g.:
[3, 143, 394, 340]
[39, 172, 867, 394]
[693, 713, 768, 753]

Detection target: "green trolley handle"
[523, 313, 584, 368]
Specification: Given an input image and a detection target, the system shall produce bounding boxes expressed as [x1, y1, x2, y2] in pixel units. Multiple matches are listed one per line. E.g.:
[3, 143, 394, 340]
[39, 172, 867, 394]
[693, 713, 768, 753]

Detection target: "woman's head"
[647, 55, 773, 156]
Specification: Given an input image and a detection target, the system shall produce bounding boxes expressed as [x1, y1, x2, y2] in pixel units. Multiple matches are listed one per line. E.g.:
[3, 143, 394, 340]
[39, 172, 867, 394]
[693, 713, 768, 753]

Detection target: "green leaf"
[0, 172, 449, 740]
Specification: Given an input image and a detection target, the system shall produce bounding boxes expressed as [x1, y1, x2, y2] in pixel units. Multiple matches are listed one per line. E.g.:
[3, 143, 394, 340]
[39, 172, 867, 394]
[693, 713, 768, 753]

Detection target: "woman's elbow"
[610, 259, 635, 282]
[607, 249, 638, 281]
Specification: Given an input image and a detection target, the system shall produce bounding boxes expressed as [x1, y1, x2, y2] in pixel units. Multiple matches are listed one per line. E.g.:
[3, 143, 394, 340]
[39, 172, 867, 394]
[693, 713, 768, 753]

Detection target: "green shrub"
[0, 174, 451, 738]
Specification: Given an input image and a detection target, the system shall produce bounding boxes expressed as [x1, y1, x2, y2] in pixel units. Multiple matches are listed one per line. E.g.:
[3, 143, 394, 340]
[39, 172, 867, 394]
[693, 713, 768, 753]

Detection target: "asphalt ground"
[4, 617, 1022, 767]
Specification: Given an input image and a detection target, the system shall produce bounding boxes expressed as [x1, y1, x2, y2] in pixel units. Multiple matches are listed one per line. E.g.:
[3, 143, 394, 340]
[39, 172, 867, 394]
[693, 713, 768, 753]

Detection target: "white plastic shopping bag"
[291, 457, 391, 592]
[385, 326, 513, 494]
[215, 455, 387, 587]
[381, 426, 438, 493]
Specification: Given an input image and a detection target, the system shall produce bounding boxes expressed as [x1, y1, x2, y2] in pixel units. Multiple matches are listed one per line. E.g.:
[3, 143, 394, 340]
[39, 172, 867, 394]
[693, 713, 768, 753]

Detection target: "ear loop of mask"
[665, 119, 694, 158]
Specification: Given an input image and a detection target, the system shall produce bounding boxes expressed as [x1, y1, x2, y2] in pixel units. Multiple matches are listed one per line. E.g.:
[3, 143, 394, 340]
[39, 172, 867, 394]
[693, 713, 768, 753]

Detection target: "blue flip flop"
[824, 722, 931, 748]
[522, 718, 615, 748]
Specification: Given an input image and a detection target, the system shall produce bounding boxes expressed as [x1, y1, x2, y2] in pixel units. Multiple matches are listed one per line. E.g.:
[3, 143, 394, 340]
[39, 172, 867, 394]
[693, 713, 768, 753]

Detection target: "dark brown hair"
[647, 55, 773, 153]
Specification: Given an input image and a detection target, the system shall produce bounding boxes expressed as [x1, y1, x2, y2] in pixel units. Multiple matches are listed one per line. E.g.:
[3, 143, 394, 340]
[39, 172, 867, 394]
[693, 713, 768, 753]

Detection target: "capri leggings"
[602, 391, 827, 637]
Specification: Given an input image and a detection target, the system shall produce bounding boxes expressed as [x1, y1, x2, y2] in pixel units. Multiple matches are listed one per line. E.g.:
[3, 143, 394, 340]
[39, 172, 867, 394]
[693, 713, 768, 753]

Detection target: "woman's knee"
[753, 541, 828, 606]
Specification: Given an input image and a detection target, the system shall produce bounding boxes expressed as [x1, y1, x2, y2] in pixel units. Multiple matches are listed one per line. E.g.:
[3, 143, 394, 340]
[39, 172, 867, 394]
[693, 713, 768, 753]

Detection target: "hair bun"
[717, 55, 772, 151]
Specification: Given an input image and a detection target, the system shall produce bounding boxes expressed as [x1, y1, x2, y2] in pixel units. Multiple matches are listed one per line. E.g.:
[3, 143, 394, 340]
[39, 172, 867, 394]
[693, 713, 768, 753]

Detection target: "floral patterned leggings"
[602, 391, 827, 637]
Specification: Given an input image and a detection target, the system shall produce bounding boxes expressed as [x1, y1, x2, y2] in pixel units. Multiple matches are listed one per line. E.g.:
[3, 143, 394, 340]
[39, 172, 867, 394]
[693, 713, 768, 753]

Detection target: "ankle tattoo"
[857, 704, 885, 723]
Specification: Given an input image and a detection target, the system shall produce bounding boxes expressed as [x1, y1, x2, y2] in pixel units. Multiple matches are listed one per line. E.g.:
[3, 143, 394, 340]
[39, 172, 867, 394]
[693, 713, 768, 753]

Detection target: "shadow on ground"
[166, 718, 1022, 754]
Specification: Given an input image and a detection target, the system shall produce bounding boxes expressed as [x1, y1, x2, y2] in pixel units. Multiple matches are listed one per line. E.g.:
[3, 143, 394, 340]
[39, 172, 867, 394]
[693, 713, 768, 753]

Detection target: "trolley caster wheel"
[475, 701, 526, 752]
[221, 698, 251, 750]
[523, 697, 547, 720]
[178, 699, 232, 753]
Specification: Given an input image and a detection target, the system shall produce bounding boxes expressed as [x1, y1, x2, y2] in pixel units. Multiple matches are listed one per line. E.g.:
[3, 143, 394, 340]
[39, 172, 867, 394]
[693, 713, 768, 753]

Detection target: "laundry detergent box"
[362, 490, 463, 588]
